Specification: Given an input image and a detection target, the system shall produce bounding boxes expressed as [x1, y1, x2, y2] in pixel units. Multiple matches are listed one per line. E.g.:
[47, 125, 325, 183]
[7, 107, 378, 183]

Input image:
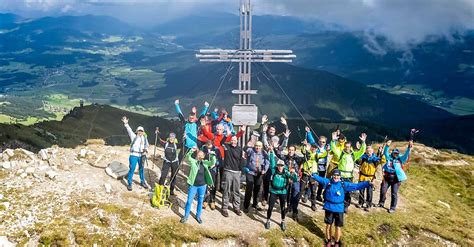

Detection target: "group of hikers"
[122, 100, 413, 247]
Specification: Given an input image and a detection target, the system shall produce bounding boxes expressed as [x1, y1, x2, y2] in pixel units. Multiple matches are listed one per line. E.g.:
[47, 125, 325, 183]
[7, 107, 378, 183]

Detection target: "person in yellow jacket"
[356, 146, 386, 211]
[300, 141, 318, 211]
[330, 131, 367, 213]
[326, 130, 346, 178]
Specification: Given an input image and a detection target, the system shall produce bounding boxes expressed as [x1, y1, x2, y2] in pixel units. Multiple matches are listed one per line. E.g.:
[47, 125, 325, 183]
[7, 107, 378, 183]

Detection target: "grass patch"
[136, 217, 237, 246]
[258, 162, 473, 246]
[260, 220, 324, 246]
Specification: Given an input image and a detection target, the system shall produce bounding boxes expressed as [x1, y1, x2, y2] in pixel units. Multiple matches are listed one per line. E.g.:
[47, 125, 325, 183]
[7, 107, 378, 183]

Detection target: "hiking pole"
[153, 127, 159, 160]
[405, 129, 419, 172]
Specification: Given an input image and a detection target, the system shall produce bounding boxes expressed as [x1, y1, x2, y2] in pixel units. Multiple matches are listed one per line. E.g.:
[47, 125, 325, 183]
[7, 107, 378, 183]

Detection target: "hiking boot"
[180, 217, 188, 224]
[261, 200, 267, 206]
[210, 202, 216, 210]
[364, 207, 370, 212]
[280, 221, 286, 231]
[170, 190, 175, 196]
[334, 240, 343, 247]
[292, 212, 298, 221]
[311, 204, 317, 211]
[264, 221, 270, 230]
[253, 205, 263, 211]
[196, 217, 203, 224]
[355, 204, 362, 208]
[141, 183, 149, 189]
[388, 208, 396, 214]
[127, 185, 132, 191]
[377, 203, 384, 208]
[316, 196, 323, 202]
[301, 197, 308, 203]
[222, 210, 229, 217]
[324, 239, 331, 247]
[243, 207, 249, 214]
[234, 208, 242, 216]
[203, 202, 208, 209]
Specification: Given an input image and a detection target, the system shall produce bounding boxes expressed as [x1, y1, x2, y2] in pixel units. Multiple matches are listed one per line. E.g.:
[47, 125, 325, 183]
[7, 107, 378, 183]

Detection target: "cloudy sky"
[1, 0, 473, 49]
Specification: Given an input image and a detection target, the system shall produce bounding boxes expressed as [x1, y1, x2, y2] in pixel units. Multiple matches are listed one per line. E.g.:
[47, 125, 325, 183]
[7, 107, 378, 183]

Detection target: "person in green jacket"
[180, 147, 216, 224]
[330, 132, 367, 213]
[265, 159, 298, 231]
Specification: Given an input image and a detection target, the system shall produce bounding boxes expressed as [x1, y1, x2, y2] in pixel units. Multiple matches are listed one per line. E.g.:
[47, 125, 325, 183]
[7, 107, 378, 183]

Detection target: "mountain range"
[0, 13, 472, 153]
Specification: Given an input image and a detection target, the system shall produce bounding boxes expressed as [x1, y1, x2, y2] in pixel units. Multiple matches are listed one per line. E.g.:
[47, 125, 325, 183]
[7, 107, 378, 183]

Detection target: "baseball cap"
[277, 159, 285, 166]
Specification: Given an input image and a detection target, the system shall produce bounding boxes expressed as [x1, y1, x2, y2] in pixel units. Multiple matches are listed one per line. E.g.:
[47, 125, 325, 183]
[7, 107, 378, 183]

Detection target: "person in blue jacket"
[174, 99, 209, 159]
[312, 169, 372, 247]
[377, 139, 412, 213]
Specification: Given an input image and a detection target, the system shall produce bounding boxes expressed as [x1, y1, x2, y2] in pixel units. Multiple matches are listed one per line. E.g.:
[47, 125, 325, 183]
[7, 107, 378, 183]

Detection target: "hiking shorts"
[324, 210, 344, 227]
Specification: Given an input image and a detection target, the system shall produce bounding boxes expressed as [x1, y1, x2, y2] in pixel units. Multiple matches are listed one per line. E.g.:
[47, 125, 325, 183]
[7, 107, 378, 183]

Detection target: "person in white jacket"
[122, 116, 149, 191]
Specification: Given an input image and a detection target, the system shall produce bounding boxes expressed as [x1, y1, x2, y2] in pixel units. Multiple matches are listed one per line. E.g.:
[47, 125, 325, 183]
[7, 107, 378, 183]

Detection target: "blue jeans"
[128, 155, 145, 186]
[184, 184, 207, 219]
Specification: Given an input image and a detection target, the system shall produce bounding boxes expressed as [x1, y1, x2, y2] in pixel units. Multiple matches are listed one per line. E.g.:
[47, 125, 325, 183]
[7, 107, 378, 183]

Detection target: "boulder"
[16, 169, 25, 175]
[104, 183, 112, 193]
[17, 148, 35, 157]
[38, 165, 49, 171]
[25, 167, 35, 175]
[1, 162, 11, 169]
[79, 149, 88, 158]
[46, 171, 58, 180]
[39, 149, 49, 160]
[0, 236, 15, 247]
[9, 161, 17, 168]
[4, 149, 14, 158]
[105, 161, 129, 179]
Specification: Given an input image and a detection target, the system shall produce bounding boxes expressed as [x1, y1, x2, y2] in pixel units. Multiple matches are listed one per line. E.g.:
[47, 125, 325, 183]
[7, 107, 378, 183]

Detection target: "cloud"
[255, 0, 474, 50]
[1, 0, 473, 49]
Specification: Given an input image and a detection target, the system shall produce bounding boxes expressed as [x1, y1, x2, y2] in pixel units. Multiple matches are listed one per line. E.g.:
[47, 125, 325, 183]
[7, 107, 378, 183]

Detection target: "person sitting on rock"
[122, 116, 149, 191]
[264, 159, 298, 231]
[312, 169, 372, 247]
[377, 139, 412, 213]
[180, 147, 216, 224]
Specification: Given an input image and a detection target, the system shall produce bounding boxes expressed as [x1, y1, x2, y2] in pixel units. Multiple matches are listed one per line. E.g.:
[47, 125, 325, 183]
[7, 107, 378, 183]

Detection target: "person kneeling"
[312, 169, 372, 247]
[180, 148, 216, 224]
[265, 159, 298, 231]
